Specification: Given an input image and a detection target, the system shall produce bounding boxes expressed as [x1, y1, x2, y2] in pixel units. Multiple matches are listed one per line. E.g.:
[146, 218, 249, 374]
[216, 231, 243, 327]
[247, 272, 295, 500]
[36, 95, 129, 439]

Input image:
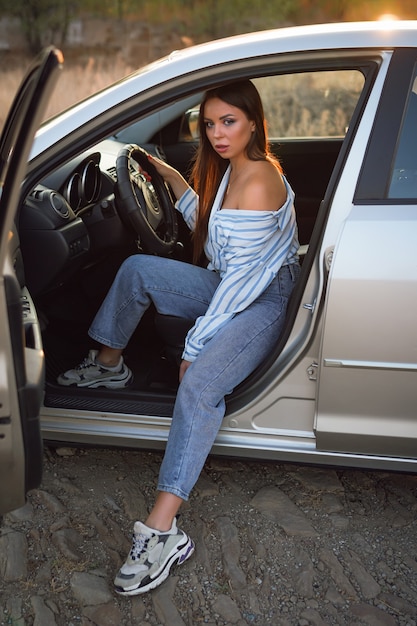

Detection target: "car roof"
[168, 20, 417, 61]
[30, 20, 417, 166]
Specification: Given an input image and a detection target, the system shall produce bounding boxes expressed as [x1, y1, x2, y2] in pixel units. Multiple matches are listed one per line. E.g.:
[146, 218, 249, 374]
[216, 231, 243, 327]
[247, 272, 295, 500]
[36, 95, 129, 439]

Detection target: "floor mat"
[42, 318, 180, 415]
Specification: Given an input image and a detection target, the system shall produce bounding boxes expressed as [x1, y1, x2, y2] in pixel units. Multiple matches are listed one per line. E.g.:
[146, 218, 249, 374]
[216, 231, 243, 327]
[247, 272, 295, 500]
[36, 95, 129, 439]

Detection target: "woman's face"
[203, 97, 255, 160]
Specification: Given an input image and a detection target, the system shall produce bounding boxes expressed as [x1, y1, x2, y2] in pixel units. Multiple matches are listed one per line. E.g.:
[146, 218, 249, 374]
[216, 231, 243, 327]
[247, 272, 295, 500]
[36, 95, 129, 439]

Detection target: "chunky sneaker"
[57, 349, 133, 388]
[114, 517, 195, 596]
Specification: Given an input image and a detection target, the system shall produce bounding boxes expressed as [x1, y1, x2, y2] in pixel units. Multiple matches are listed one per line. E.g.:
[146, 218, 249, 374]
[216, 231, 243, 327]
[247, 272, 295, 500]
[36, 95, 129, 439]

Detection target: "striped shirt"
[176, 164, 299, 362]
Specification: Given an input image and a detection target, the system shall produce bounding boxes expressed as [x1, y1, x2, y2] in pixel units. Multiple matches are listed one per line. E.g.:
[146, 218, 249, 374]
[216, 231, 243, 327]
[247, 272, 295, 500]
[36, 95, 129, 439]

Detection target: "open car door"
[0, 48, 63, 515]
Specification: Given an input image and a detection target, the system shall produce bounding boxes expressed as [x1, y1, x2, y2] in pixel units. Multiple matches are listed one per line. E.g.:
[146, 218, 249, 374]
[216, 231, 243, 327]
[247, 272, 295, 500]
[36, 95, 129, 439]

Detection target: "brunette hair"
[190, 79, 282, 264]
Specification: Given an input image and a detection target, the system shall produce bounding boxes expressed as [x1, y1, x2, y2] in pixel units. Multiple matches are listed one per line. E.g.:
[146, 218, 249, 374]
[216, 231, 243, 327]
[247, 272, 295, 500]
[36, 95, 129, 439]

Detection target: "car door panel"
[316, 205, 417, 456]
[0, 47, 63, 515]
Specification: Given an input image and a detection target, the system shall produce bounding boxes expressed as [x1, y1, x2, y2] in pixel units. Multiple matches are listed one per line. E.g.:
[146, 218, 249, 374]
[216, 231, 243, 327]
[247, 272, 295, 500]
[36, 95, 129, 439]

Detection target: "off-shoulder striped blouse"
[175, 165, 299, 362]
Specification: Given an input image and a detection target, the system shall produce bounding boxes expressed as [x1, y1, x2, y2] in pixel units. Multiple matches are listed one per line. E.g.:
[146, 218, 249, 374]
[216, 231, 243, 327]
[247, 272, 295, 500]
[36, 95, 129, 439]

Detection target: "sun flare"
[378, 13, 399, 21]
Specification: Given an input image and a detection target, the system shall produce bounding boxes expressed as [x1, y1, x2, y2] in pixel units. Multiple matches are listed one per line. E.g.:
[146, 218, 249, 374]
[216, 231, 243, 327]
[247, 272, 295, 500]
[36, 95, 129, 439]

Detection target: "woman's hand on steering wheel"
[115, 144, 179, 255]
[147, 154, 191, 201]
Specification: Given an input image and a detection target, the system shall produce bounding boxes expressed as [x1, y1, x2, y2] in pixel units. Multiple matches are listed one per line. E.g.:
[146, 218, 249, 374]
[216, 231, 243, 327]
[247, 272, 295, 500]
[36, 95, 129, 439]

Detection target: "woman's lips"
[215, 144, 229, 153]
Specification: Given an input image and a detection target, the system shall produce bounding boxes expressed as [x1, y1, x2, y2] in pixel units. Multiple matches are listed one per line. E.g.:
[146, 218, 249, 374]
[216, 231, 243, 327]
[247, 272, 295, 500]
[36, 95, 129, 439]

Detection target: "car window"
[253, 72, 364, 138]
[180, 70, 364, 141]
[388, 70, 417, 199]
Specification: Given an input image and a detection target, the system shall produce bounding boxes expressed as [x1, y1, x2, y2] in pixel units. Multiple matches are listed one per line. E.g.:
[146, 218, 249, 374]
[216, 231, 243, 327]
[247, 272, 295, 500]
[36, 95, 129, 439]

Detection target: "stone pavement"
[1, 446, 417, 625]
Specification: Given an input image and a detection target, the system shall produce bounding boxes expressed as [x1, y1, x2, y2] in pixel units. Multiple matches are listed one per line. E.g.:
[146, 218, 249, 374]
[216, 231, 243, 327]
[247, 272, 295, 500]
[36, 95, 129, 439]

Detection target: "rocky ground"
[1, 446, 417, 626]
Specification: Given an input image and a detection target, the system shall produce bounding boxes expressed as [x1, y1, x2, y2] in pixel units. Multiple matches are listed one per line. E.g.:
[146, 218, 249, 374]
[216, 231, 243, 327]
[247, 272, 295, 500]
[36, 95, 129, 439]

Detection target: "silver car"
[1, 21, 417, 515]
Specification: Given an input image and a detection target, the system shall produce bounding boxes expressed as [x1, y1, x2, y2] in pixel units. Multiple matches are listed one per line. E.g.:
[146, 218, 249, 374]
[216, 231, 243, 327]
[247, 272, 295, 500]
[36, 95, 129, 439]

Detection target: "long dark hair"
[190, 79, 282, 264]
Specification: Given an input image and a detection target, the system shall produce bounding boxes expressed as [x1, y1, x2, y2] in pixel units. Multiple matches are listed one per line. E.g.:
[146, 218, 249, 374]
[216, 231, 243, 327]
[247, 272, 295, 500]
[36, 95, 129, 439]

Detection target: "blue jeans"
[89, 254, 300, 501]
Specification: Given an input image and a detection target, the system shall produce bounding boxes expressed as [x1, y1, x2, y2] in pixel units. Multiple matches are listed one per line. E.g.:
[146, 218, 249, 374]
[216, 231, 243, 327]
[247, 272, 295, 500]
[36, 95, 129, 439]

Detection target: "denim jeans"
[89, 254, 300, 501]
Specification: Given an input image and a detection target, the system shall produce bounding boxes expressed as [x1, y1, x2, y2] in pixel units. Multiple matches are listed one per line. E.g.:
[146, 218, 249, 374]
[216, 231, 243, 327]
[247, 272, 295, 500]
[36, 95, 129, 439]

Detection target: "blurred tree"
[0, 0, 80, 53]
[83, 0, 144, 19]
[184, 0, 296, 39]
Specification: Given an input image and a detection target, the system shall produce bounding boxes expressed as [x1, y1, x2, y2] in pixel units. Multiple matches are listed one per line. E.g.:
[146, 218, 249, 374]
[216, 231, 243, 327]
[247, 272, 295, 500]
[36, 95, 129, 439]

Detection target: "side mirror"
[180, 107, 200, 141]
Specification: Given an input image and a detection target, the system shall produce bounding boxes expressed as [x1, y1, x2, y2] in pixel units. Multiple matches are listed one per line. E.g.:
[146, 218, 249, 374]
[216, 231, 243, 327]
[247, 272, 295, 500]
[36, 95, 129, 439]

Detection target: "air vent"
[50, 192, 70, 219]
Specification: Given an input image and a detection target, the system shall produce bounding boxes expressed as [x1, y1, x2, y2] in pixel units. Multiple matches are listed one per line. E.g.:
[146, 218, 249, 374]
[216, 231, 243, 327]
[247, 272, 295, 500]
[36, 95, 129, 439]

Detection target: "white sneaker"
[114, 517, 195, 595]
[57, 349, 133, 388]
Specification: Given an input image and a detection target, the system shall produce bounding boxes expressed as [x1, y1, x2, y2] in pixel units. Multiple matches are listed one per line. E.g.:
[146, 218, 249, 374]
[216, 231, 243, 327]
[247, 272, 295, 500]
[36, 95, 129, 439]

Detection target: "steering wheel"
[115, 144, 178, 255]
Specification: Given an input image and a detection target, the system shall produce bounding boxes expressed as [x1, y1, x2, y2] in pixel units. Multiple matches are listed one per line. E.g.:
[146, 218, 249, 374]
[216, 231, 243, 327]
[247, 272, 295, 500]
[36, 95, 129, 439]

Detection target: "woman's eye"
[205, 121, 214, 128]
[224, 118, 235, 126]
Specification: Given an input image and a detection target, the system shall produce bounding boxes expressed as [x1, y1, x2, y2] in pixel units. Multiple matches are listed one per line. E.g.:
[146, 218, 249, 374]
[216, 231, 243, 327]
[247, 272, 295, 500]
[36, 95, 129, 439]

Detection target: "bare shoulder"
[239, 161, 286, 212]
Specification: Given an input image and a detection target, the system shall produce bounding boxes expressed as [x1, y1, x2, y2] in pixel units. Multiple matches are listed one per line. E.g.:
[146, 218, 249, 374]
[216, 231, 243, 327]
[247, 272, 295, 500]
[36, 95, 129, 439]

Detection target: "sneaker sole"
[57, 371, 133, 389]
[114, 536, 195, 596]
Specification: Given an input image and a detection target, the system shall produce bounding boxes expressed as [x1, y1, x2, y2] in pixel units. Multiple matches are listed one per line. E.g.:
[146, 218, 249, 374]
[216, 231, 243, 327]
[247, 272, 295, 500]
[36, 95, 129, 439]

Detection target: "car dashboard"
[17, 140, 164, 298]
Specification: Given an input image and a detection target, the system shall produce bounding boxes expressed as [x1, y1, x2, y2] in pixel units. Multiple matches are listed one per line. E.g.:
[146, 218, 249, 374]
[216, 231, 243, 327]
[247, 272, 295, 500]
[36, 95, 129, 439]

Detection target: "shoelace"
[75, 356, 95, 371]
[130, 532, 148, 560]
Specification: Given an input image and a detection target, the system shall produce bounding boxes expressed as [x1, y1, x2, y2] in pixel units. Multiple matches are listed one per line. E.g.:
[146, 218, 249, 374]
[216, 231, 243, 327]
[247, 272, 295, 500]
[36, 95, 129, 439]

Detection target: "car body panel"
[316, 47, 417, 457]
[317, 203, 417, 456]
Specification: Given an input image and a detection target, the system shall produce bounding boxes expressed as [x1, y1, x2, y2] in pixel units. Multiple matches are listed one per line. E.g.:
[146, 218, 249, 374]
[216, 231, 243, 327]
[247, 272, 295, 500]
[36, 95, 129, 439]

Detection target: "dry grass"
[0, 65, 27, 130]
[254, 71, 364, 138]
[44, 55, 137, 120]
[0, 54, 136, 132]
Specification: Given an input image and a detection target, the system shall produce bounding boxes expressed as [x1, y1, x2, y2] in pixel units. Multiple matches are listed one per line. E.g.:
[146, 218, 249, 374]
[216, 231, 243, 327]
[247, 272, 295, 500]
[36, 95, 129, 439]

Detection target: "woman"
[58, 79, 300, 595]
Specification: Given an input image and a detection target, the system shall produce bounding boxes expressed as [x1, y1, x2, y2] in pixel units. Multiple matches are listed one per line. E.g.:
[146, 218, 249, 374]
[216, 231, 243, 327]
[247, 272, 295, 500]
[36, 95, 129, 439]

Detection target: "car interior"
[16, 68, 365, 419]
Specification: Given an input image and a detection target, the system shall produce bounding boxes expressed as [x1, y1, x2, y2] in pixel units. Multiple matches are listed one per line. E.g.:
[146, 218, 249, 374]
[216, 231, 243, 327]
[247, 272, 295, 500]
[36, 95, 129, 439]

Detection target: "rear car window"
[388, 71, 417, 199]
